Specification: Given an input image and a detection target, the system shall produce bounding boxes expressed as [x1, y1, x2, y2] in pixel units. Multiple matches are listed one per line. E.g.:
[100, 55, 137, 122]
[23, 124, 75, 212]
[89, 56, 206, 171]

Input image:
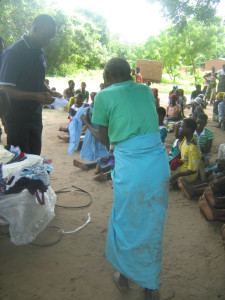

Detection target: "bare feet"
[198, 195, 214, 221]
[178, 178, 192, 200]
[59, 126, 69, 132]
[57, 135, 69, 143]
[73, 159, 88, 171]
[108, 180, 114, 189]
[145, 289, 159, 300]
[203, 187, 215, 207]
[94, 173, 107, 181]
[112, 272, 129, 292]
[95, 164, 101, 174]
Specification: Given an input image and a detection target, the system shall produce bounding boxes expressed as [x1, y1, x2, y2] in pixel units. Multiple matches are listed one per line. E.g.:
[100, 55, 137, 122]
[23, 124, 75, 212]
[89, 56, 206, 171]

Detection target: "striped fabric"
[194, 128, 214, 147]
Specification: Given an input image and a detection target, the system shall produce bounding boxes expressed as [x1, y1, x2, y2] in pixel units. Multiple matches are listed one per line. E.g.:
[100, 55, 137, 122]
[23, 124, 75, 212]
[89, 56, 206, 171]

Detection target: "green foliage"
[0, 0, 224, 80]
[147, 0, 220, 30]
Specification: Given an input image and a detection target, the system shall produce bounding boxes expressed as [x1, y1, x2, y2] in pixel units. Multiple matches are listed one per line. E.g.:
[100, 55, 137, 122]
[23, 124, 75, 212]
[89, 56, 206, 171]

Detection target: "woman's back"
[92, 81, 159, 144]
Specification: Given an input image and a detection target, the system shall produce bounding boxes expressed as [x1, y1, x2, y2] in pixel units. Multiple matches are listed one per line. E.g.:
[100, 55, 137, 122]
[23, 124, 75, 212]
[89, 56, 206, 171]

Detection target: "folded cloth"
[0, 145, 15, 164]
[68, 107, 108, 161]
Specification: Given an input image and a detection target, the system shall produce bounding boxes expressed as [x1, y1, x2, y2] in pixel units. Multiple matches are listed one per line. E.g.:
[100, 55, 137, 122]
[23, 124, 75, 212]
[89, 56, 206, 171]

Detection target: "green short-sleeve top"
[91, 80, 159, 144]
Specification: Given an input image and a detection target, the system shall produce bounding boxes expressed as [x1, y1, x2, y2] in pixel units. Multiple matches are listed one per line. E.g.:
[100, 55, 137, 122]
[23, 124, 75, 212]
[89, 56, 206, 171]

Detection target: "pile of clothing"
[0, 146, 56, 245]
[0, 146, 53, 202]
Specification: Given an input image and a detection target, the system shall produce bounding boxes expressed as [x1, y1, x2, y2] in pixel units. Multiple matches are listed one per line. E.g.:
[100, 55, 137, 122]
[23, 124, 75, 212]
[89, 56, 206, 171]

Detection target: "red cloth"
[169, 157, 183, 171]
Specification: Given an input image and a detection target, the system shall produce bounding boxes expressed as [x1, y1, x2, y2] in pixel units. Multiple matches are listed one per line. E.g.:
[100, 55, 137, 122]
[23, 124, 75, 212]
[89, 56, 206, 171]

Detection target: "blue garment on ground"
[68, 107, 108, 161]
[106, 132, 170, 289]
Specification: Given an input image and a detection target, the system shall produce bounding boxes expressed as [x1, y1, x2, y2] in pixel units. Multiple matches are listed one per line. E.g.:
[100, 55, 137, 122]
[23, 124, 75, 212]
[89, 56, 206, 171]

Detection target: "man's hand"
[81, 108, 91, 125]
[35, 92, 54, 105]
[52, 91, 62, 98]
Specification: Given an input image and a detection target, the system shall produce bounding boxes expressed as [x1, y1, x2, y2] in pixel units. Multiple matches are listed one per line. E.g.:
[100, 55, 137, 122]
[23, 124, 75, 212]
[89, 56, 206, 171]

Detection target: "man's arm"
[43, 83, 62, 98]
[201, 139, 213, 154]
[1, 85, 54, 105]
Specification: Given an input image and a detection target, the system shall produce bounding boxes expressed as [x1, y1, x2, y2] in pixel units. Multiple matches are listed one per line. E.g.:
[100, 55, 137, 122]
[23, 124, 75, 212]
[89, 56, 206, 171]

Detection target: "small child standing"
[157, 106, 167, 143]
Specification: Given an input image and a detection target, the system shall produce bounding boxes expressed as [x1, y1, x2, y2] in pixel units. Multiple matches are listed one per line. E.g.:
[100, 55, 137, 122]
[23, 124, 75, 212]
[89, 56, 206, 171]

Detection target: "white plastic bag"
[0, 187, 56, 245]
[52, 97, 69, 110]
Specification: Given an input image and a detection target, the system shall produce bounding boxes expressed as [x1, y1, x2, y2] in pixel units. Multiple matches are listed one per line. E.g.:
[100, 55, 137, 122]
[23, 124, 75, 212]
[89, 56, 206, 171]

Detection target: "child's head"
[136, 67, 140, 74]
[152, 88, 158, 97]
[157, 106, 166, 124]
[131, 69, 135, 75]
[174, 123, 183, 140]
[45, 78, 49, 86]
[217, 159, 225, 172]
[169, 93, 178, 105]
[75, 93, 84, 107]
[0, 89, 10, 118]
[146, 80, 151, 86]
[196, 113, 208, 132]
[81, 82, 86, 90]
[68, 80, 75, 90]
[178, 89, 184, 96]
[99, 83, 105, 90]
[90, 92, 97, 103]
[216, 92, 224, 101]
[180, 118, 197, 137]
[196, 84, 201, 91]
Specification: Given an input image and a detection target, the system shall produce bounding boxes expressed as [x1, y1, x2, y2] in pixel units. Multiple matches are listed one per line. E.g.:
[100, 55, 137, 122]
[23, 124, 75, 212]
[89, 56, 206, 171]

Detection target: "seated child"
[157, 107, 167, 143]
[170, 118, 202, 185]
[205, 158, 225, 180]
[193, 113, 214, 167]
[168, 123, 183, 161]
[178, 176, 225, 223]
[69, 93, 85, 119]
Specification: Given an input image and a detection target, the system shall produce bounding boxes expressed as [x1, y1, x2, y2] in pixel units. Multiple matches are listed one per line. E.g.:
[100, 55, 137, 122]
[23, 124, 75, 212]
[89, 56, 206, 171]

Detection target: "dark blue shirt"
[0, 35, 46, 121]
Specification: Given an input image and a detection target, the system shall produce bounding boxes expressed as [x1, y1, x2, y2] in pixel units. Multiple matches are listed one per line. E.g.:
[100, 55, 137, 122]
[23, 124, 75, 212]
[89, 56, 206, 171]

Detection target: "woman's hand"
[81, 108, 91, 125]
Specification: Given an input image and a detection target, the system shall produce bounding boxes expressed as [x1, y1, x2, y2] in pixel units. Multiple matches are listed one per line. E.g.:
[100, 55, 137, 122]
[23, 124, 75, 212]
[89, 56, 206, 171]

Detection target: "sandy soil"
[0, 94, 225, 300]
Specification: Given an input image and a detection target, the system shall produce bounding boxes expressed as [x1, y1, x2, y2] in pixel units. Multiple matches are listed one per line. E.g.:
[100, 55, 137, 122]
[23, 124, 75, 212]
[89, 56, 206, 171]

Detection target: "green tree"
[147, 0, 221, 29]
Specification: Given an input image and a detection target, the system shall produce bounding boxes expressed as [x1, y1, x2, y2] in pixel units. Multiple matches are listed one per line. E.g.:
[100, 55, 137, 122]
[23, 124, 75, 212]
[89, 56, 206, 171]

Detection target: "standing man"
[0, 14, 61, 155]
[217, 64, 225, 94]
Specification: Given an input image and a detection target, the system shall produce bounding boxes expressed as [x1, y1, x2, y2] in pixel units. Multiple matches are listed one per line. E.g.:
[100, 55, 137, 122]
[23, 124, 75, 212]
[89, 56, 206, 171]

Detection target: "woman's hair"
[104, 58, 131, 81]
[183, 118, 197, 133]
[157, 106, 166, 118]
[197, 113, 208, 123]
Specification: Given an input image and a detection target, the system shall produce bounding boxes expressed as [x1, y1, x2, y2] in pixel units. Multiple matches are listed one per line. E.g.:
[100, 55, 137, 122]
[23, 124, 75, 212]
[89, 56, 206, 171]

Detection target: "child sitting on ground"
[157, 107, 167, 143]
[168, 123, 183, 161]
[170, 118, 202, 185]
[193, 113, 214, 167]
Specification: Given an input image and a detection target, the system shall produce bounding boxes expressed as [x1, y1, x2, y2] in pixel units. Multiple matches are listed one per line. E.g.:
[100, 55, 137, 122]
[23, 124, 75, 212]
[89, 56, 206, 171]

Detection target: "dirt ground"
[0, 93, 225, 300]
